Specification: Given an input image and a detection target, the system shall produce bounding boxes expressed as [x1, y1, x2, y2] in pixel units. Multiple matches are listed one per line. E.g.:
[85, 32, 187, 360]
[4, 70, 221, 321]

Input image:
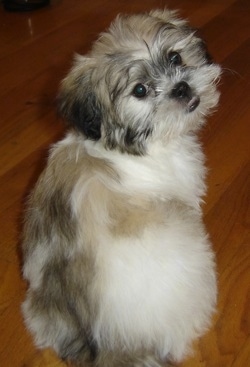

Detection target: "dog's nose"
[170, 81, 200, 112]
[170, 81, 192, 100]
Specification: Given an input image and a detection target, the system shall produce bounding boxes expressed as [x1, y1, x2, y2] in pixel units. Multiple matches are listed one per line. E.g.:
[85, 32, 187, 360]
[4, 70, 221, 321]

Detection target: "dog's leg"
[92, 350, 172, 367]
[23, 289, 94, 363]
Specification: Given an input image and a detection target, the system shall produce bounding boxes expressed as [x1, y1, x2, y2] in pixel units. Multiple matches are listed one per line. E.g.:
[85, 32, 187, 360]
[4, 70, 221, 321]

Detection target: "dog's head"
[58, 9, 221, 155]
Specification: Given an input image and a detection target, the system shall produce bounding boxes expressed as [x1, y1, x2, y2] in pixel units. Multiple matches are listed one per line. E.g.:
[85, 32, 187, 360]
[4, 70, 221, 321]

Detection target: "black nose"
[170, 81, 192, 100]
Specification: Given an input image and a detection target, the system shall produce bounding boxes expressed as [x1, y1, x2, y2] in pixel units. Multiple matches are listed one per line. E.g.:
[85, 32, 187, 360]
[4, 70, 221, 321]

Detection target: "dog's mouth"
[187, 96, 200, 113]
[170, 81, 200, 113]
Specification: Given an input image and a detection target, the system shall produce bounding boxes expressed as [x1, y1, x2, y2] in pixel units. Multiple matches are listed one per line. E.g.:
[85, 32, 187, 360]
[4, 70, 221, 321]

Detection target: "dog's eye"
[133, 84, 147, 98]
[169, 51, 182, 66]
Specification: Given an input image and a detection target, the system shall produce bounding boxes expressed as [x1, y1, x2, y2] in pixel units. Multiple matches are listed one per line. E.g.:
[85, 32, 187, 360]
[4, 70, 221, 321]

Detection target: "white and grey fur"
[22, 9, 221, 367]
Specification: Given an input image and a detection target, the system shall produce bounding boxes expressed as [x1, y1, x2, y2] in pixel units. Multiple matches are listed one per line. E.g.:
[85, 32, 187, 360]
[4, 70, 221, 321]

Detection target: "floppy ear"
[58, 56, 102, 141]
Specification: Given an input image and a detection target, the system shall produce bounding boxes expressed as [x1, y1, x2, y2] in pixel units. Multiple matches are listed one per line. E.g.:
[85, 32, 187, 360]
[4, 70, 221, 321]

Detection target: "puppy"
[22, 9, 220, 367]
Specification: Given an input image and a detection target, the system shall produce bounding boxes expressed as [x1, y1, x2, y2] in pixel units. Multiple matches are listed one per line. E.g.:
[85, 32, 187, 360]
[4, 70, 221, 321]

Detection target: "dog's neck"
[83, 134, 206, 210]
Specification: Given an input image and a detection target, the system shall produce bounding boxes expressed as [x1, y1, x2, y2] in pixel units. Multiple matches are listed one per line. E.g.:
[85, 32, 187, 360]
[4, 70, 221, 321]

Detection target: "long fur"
[22, 9, 220, 367]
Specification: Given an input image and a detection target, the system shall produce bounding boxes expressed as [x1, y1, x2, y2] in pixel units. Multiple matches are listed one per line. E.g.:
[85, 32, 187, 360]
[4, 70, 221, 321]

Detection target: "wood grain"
[0, 1, 249, 366]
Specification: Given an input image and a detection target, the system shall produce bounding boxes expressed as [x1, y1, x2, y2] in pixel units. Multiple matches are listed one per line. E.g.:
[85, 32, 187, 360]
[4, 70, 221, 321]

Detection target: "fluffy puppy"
[22, 9, 221, 367]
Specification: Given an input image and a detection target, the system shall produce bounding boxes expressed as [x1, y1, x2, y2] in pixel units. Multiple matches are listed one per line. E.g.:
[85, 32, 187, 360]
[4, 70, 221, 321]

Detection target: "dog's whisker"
[221, 67, 242, 79]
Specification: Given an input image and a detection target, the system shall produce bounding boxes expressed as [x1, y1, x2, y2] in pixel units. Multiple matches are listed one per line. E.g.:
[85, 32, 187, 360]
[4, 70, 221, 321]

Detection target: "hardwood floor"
[0, 0, 249, 366]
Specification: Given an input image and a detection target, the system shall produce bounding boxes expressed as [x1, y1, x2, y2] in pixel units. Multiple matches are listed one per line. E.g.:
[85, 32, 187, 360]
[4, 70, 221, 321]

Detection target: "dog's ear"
[149, 9, 187, 27]
[58, 56, 102, 141]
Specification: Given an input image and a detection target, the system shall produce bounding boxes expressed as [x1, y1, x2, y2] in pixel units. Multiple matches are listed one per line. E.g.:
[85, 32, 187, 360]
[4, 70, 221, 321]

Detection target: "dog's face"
[59, 10, 221, 155]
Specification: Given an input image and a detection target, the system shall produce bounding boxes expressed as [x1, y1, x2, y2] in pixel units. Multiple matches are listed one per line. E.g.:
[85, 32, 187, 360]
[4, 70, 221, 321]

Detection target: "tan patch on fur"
[109, 196, 166, 238]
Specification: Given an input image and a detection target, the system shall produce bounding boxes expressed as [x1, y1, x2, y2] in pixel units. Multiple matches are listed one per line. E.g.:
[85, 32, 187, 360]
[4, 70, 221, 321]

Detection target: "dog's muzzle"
[170, 81, 200, 113]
